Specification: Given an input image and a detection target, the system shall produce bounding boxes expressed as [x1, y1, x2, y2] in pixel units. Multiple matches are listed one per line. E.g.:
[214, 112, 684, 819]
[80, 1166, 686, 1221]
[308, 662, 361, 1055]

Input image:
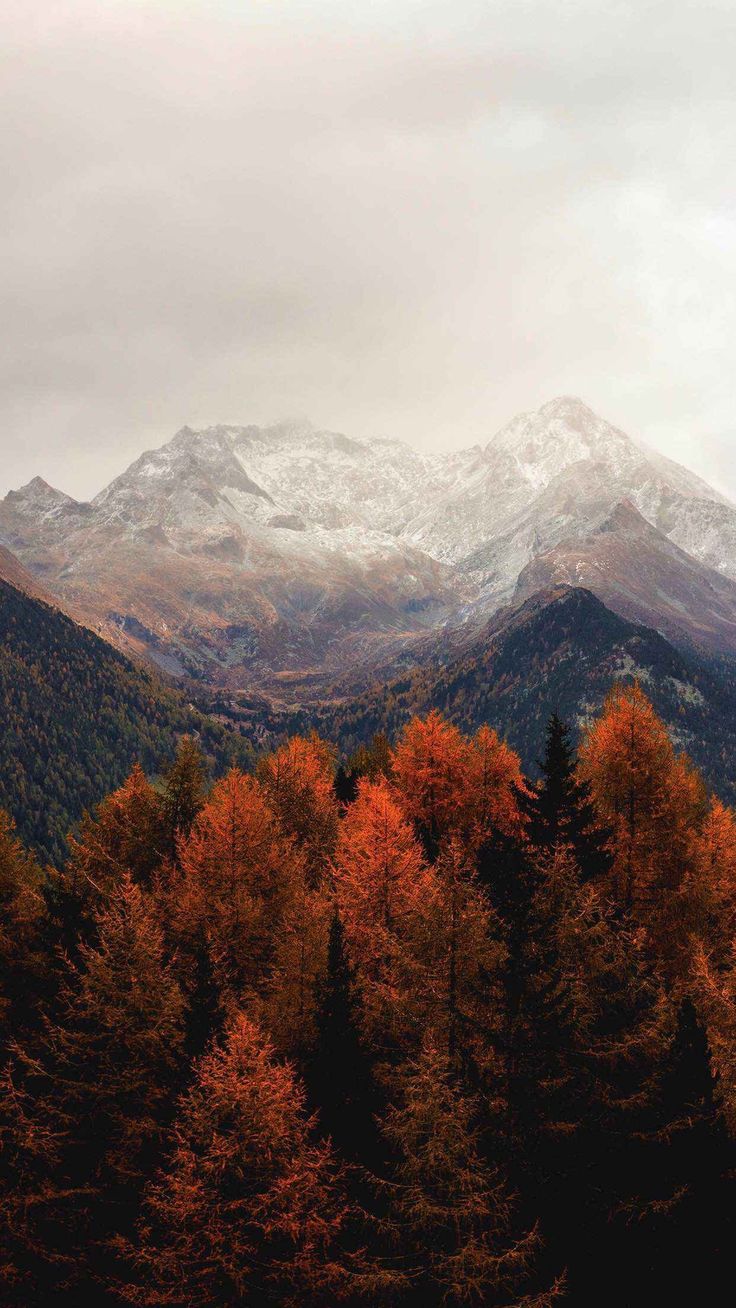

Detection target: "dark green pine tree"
[333, 764, 359, 808]
[626, 997, 735, 1308]
[488, 843, 591, 1292]
[522, 713, 611, 881]
[183, 931, 227, 1061]
[160, 737, 207, 861]
[475, 832, 681, 1306]
[309, 907, 376, 1163]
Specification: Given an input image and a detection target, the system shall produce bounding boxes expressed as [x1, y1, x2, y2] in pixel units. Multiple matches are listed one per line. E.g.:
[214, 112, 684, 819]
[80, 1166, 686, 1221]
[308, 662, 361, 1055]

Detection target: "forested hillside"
[238, 588, 736, 803]
[0, 578, 250, 862]
[1, 693, 735, 1306]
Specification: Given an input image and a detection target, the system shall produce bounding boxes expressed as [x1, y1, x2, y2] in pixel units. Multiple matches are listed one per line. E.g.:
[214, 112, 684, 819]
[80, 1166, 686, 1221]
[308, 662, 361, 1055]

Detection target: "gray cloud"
[1, 0, 735, 499]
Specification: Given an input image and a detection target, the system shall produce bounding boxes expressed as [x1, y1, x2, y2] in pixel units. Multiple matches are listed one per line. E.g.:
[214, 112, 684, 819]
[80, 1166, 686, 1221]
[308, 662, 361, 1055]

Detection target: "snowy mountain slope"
[90, 419, 476, 537]
[2, 397, 736, 688]
[401, 396, 736, 600]
[0, 422, 470, 686]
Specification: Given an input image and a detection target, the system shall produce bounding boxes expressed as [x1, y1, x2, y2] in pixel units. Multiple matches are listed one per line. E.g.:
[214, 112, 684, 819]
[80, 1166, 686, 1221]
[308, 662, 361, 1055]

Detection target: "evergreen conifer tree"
[0, 810, 46, 1048]
[160, 736, 207, 860]
[309, 907, 376, 1162]
[380, 1037, 559, 1308]
[126, 1014, 356, 1307]
[625, 998, 735, 1308]
[0, 875, 185, 1304]
[522, 714, 611, 880]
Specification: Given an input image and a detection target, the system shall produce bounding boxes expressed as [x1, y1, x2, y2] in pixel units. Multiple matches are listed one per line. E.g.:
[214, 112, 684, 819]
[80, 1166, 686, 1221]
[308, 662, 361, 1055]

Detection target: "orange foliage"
[4, 698, 736, 1303]
[257, 881, 332, 1058]
[257, 734, 339, 883]
[392, 712, 472, 844]
[381, 1035, 554, 1307]
[127, 1013, 353, 1307]
[334, 776, 437, 1052]
[171, 770, 300, 1002]
[67, 764, 163, 892]
[0, 875, 185, 1298]
[693, 944, 736, 1132]
[690, 799, 736, 954]
[52, 873, 186, 1177]
[579, 683, 705, 918]
[466, 724, 528, 844]
[392, 713, 526, 850]
[0, 810, 44, 1036]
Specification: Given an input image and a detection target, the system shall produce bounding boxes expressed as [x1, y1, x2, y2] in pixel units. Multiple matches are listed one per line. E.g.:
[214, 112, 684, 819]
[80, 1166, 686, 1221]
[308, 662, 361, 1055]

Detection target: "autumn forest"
[1, 685, 735, 1307]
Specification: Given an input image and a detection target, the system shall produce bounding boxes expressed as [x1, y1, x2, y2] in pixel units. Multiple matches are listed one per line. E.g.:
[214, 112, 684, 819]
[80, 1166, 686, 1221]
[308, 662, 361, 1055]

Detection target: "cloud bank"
[1, 0, 735, 499]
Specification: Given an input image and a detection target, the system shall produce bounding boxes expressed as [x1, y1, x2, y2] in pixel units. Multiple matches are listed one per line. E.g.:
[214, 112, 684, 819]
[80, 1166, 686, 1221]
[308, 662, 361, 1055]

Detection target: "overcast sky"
[2, 0, 735, 500]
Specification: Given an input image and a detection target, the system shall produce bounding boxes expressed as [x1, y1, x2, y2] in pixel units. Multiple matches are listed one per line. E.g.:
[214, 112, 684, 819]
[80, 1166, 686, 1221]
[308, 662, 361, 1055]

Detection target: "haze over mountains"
[3, 396, 736, 694]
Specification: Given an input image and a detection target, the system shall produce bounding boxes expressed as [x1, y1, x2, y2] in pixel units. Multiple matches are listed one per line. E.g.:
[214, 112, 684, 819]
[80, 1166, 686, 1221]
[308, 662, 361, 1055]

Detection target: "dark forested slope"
[240, 587, 736, 801]
[0, 577, 248, 862]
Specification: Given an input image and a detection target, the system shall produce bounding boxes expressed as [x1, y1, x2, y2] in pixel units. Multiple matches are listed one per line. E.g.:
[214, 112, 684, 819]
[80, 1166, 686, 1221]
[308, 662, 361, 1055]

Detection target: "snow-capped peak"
[402, 397, 736, 597]
[8, 475, 76, 505]
[485, 395, 639, 474]
[4, 396, 736, 690]
[3, 476, 82, 524]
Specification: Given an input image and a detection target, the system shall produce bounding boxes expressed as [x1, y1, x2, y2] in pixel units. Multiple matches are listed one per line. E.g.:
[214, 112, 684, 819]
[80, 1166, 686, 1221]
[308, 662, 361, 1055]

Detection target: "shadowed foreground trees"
[1, 691, 735, 1307]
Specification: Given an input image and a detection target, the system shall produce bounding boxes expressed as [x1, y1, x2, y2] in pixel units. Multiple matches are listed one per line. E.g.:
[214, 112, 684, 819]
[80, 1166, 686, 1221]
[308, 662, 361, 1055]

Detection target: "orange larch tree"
[0, 809, 46, 1046]
[430, 835, 506, 1078]
[257, 733, 339, 885]
[257, 878, 332, 1061]
[465, 725, 528, 847]
[169, 769, 301, 1007]
[125, 1013, 358, 1308]
[688, 798, 736, 964]
[70, 763, 164, 886]
[0, 874, 185, 1302]
[392, 713, 526, 856]
[579, 683, 705, 952]
[43, 765, 165, 981]
[391, 712, 474, 855]
[333, 775, 438, 1059]
[379, 1035, 559, 1308]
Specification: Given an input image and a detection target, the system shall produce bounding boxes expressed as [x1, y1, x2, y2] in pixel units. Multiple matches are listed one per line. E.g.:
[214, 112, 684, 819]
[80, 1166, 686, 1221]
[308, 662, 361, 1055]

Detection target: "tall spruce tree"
[126, 1014, 356, 1308]
[309, 907, 376, 1162]
[160, 736, 207, 861]
[379, 1037, 560, 1308]
[619, 998, 735, 1308]
[522, 714, 611, 881]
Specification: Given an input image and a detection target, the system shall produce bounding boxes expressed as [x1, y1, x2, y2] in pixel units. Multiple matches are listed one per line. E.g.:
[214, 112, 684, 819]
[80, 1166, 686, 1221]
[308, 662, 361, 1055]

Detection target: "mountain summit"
[402, 397, 736, 602]
[2, 398, 736, 688]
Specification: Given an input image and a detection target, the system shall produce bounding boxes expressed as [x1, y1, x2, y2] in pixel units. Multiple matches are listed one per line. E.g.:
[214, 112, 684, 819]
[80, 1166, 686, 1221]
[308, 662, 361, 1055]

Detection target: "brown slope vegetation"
[0, 543, 58, 604]
[0, 573, 249, 864]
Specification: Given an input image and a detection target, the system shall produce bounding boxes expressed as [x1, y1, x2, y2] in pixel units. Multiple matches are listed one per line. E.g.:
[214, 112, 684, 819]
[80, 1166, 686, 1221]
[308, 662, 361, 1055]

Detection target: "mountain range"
[3, 396, 736, 697]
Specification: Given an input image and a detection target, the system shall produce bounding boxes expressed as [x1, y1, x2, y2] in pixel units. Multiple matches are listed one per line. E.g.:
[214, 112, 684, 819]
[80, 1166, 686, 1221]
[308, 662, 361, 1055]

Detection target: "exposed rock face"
[514, 500, 736, 655]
